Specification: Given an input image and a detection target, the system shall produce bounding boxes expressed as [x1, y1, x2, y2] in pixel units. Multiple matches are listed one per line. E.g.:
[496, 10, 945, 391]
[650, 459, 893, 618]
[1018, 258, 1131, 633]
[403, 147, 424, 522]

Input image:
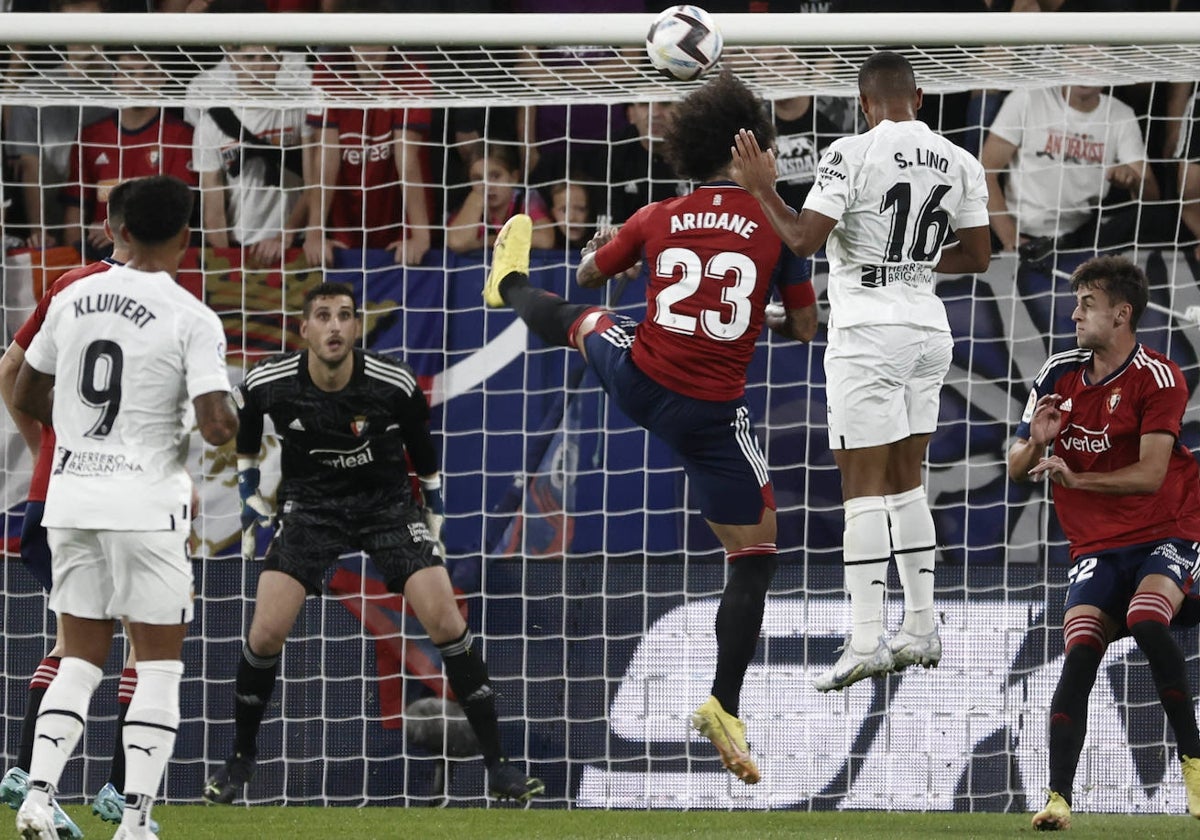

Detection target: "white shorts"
[825, 323, 954, 450]
[46, 528, 194, 625]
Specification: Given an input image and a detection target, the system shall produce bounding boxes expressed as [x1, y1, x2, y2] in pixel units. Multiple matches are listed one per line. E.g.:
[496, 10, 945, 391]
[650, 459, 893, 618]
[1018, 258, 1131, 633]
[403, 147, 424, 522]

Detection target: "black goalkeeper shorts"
[263, 498, 441, 595]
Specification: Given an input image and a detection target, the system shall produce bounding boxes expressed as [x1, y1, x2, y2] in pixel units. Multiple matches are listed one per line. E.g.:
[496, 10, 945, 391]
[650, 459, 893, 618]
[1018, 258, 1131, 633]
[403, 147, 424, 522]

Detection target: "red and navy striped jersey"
[1016, 343, 1200, 557]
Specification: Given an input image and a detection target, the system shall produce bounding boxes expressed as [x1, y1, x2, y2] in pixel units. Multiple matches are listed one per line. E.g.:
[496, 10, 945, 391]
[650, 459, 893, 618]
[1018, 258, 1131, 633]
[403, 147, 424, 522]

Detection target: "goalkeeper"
[203, 282, 543, 805]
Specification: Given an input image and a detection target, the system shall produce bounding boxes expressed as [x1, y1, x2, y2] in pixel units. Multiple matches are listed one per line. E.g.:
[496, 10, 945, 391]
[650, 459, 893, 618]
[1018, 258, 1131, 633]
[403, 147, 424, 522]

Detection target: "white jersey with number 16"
[23, 265, 232, 531]
[803, 119, 989, 332]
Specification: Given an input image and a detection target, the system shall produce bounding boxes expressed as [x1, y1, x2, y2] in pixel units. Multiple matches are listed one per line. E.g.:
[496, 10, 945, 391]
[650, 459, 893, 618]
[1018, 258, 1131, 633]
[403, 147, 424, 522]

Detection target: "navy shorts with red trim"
[1065, 538, 1200, 627]
[581, 313, 774, 526]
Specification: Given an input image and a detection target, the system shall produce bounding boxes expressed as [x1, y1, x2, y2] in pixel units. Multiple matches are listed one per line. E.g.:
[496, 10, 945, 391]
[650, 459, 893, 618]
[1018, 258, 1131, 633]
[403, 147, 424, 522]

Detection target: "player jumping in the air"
[484, 70, 817, 784]
[732, 51, 992, 692]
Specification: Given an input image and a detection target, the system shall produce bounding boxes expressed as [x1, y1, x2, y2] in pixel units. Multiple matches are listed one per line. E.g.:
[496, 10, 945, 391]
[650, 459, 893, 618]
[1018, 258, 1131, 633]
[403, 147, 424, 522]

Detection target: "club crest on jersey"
[1107, 388, 1121, 413]
[149, 150, 160, 166]
[351, 415, 369, 436]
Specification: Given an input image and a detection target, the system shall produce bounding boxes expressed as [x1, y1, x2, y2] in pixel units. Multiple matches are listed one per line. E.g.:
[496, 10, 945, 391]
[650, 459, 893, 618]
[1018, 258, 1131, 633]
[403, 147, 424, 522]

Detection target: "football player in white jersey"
[12, 175, 238, 840]
[732, 51, 992, 692]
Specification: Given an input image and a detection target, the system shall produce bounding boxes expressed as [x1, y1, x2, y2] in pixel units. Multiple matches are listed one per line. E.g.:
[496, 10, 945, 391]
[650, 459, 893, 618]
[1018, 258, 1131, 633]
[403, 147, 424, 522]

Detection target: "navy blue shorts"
[20, 500, 53, 592]
[1064, 538, 1200, 627]
[582, 313, 773, 526]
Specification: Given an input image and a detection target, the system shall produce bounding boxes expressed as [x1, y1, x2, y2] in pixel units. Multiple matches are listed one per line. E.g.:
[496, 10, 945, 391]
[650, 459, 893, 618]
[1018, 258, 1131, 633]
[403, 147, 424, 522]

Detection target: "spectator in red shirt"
[303, 42, 432, 267]
[62, 47, 195, 258]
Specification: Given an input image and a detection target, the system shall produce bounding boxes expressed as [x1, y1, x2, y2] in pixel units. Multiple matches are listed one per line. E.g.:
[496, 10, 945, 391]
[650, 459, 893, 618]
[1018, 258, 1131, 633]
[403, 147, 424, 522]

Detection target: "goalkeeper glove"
[420, 475, 445, 558]
[238, 462, 274, 562]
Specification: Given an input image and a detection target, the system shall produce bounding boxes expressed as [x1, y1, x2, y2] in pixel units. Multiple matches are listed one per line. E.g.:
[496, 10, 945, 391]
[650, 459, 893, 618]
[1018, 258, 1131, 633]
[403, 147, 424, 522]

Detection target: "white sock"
[120, 659, 183, 828]
[28, 657, 103, 798]
[843, 496, 891, 652]
[886, 486, 937, 636]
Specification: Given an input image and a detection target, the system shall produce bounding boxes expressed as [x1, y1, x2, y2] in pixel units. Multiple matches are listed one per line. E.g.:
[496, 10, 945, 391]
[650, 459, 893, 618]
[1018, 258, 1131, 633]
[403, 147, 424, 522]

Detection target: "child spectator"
[546, 179, 592, 253]
[446, 143, 553, 253]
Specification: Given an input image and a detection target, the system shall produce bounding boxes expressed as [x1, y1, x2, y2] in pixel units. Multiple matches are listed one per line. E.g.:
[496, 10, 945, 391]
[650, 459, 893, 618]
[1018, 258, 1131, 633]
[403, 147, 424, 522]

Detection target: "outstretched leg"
[483, 214, 596, 350]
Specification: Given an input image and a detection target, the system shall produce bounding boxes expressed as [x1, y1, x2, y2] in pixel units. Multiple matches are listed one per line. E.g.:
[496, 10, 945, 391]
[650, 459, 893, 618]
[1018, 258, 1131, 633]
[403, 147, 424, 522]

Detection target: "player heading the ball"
[732, 51, 992, 692]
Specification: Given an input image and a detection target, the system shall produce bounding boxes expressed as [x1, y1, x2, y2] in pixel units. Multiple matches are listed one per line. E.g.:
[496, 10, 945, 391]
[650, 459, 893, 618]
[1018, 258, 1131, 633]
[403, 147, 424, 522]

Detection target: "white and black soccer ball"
[646, 5, 723, 82]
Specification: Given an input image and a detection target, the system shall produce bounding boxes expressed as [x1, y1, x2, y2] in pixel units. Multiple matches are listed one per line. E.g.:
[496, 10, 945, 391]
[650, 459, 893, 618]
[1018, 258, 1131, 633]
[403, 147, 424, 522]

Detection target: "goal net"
[2, 10, 1200, 813]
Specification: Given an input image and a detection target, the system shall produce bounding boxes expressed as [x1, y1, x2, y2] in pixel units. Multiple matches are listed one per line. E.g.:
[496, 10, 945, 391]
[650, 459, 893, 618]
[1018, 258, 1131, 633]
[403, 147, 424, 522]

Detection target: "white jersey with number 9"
[23, 265, 232, 531]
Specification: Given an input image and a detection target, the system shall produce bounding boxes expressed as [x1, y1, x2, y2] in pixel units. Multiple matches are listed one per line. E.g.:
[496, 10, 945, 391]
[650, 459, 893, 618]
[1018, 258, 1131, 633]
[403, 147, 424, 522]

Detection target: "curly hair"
[662, 70, 774, 183]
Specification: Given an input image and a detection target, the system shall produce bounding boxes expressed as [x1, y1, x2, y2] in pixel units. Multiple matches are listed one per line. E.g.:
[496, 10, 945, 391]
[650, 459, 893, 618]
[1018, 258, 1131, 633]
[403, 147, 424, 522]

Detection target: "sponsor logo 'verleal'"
[312, 441, 374, 469]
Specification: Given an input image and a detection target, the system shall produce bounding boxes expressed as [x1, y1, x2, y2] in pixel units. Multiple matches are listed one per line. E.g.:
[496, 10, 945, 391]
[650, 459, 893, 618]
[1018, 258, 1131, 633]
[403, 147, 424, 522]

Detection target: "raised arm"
[730, 129, 836, 257]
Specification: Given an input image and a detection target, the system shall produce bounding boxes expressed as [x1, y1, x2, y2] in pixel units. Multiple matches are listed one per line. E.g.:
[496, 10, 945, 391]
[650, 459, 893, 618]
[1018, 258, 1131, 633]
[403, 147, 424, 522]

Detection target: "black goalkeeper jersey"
[235, 348, 437, 509]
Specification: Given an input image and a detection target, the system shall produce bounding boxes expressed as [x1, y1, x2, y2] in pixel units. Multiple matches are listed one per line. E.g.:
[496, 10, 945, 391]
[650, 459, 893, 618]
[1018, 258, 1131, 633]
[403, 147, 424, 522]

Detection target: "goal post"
[1, 10, 1200, 813]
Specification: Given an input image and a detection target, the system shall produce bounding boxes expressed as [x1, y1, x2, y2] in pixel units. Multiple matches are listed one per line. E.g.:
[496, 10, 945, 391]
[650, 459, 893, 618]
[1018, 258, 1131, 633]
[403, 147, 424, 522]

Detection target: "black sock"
[16, 687, 48, 773]
[499, 272, 590, 348]
[108, 700, 131, 791]
[233, 643, 280, 759]
[1130, 619, 1200, 758]
[438, 629, 503, 767]
[711, 554, 779, 717]
[1048, 644, 1103, 805]
[16, 656, 60, 772]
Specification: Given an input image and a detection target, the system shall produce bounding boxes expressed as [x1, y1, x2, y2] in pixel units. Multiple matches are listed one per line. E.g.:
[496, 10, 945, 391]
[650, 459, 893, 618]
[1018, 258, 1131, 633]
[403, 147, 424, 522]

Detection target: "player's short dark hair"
[122, 175, 193, 246]
[105, 178, 134, 231]
[858, 51, 918, 101]
[1069, 255, 1149, 330]
[303, 282, 359, 319]
[663, 69, 773, 183]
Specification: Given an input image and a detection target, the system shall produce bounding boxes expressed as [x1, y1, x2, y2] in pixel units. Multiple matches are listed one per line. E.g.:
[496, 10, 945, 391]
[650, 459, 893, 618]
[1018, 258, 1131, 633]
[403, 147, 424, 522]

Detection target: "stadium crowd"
[3, 0, 1200, 276]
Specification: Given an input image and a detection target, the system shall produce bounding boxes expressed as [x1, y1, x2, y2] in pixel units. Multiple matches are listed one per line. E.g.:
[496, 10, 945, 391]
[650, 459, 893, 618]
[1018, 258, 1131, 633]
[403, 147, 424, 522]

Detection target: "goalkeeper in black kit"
[203, 281, 543, 804]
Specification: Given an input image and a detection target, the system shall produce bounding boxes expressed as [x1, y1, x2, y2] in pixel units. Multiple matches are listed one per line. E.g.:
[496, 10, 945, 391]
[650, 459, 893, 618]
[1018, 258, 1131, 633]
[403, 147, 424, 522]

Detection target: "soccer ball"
[646, 5, 723, 82]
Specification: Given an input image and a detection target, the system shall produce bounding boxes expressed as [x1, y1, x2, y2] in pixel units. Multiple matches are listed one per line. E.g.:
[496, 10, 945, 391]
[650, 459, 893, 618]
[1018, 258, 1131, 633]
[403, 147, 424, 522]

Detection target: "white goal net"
[2, 10, 1200, 814]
